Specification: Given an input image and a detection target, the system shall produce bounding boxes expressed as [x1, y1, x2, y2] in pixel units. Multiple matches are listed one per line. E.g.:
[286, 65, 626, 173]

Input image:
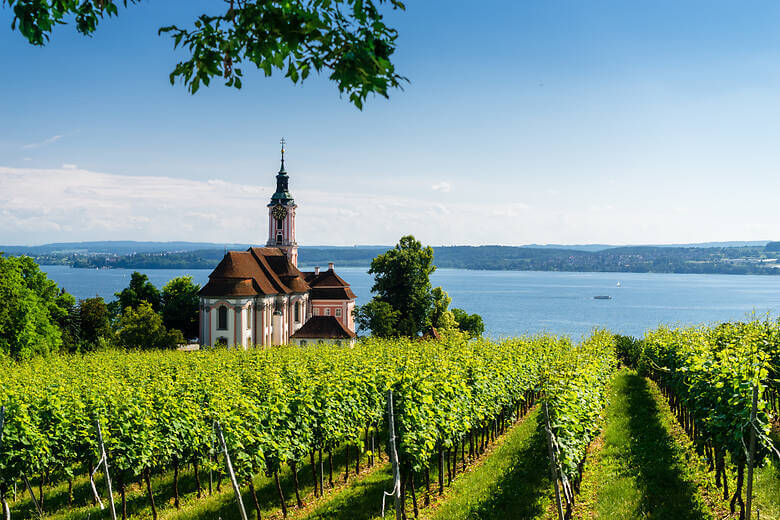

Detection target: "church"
[198, 143, 357, 347]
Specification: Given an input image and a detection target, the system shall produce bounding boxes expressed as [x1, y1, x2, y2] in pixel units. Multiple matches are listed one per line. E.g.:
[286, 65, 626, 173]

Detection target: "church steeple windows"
[267, 138, 298, 267]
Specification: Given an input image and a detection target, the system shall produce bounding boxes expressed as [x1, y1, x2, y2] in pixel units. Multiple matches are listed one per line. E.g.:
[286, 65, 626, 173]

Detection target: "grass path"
[573, 370, 714, 520]
[301, 405, 554, 520]
[422, 406, 553, 520]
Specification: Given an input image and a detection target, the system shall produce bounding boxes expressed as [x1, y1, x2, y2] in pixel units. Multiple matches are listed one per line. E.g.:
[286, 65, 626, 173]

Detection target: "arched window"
[277, 218, 283, 229]
[218, 306, 228, 330]
[294, 301, 300, 322]
[276, 232, 283, 244]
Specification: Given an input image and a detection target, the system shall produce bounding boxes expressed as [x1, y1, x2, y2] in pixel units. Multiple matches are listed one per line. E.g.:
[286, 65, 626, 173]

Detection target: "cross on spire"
[279, 137, 287, 172]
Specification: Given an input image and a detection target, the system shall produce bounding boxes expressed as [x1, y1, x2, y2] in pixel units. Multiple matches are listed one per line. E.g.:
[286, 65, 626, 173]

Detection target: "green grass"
[574, 370, 714, 520]
[751, 427, 780, 520]
[423, 406, 553, 520]
[299, 463, 393, 520]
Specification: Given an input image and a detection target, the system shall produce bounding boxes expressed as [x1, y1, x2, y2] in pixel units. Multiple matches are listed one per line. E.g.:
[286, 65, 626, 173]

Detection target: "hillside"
[7, 241, 780, 275]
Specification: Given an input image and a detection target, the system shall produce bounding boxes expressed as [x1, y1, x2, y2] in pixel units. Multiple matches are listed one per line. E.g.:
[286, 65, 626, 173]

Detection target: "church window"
[246, 309, 251, 329]
[277, 218, 283, 229]
[294, 301, 300, 322]
[335, 308, 342, 317]
[217, 306, 228, 330]
[325, 308, 331, 316]
[276, 232, 283, 244]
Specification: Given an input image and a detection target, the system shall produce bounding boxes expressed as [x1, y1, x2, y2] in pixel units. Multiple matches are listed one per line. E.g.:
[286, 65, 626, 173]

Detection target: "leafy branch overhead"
[3, 0, 407, 109]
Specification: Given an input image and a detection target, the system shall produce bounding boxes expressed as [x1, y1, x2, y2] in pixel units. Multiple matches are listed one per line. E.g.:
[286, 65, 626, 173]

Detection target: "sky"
[2, 1, 780, 247]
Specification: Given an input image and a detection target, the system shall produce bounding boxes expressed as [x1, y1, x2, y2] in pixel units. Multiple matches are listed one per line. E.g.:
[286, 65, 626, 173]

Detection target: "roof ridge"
[249, 247, 291, 294]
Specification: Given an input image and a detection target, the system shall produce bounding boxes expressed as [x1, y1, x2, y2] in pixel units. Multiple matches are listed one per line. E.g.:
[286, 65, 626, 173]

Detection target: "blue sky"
[2, 1, 780, 246]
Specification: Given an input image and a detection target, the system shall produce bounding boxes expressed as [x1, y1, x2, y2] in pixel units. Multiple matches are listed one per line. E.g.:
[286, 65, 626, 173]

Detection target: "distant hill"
[1, 240, 771, 256]
[525, 241, 769, 252]
[7, 241, 779, 275]
[0, 241, 254, 255]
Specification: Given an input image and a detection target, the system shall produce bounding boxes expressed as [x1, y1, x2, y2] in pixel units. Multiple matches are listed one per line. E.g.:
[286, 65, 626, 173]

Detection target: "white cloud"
[0, 165, 775, 247]
[62, 163, 78, 170]
[22, 134, 64, 150]
[431, 181, 452, 192]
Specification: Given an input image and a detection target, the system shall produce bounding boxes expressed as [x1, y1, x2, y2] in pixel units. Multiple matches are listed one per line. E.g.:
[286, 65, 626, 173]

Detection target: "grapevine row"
[627, 320, 779, 518]
[0, 333, 615, 519]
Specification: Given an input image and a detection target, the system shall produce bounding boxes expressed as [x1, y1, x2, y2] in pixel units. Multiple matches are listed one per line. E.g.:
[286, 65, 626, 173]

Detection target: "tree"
[0, 255, 68, 358]
[353, 299, 399, 338]
[430, 287, 452, 328]
[117, 302, 183, 350]
[161, 275, 201, 340]
[451, 308, 484, 339]
[4, 0, 406, 109]
[109, 271, 161, 317]
[364, 235, 436, 337]
[79, 297, 113, 348]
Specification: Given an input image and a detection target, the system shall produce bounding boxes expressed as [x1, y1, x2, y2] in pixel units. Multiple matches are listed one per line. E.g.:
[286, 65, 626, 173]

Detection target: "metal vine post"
[215, 421, 248, 520]
[96, 420, 117, 520]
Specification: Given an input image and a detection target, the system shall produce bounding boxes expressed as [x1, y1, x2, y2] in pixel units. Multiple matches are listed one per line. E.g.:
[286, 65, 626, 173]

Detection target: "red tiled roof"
[310, 287, 357, 301]
[200, 278, 259, 297]
[303, 269, 352, 288]
[290, 316, 357, 339]
[199, 247, 311, 298]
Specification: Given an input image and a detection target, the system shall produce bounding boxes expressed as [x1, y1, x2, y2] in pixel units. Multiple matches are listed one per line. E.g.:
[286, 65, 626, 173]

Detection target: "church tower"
[267, 138, 298, 267]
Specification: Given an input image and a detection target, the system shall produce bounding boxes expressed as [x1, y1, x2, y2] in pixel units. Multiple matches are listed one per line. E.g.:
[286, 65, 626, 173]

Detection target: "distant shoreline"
[12, 241, 780, 276]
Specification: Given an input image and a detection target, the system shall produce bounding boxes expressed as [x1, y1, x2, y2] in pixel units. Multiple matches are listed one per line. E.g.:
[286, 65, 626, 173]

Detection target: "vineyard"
[0, 323, 777, 520]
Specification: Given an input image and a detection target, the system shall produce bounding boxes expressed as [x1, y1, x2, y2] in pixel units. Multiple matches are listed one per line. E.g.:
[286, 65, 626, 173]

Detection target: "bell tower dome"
[267, 138, 298, 267]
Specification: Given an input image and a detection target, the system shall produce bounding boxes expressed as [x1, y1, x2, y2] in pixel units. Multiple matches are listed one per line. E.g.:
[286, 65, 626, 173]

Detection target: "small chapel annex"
[198, 143, 357, 347]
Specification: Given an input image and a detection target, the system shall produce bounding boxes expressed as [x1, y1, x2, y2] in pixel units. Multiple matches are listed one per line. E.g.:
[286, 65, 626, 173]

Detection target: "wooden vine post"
[386, 390, 402, 520]
[745, 384, 758, 520]
[215, 421, 249, 520]
[96, 420, 117, 520]
[544, 402, 565, 520]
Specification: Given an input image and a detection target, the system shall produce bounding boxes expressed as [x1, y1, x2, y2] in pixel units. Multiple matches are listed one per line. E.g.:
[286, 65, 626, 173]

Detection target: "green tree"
[430, 287, 452, 328]
[0, 255, 67, 358]
[451, 308, 485, 339]
[4, 0, 406, 109]
[353, 299, 400, 338]
[79, 297, 114, 348]
[358, 235, 436, 337]
[109, 271, 161, 317]
[161, 275, 201, 339]
[117, 302, 183, 350]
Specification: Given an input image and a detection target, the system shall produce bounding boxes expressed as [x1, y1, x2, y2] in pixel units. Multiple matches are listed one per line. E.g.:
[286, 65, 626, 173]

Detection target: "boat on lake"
[594, 295, 612, 300]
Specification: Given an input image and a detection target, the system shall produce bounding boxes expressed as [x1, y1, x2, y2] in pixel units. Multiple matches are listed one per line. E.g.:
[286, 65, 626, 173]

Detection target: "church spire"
[270, 137, 294, 206]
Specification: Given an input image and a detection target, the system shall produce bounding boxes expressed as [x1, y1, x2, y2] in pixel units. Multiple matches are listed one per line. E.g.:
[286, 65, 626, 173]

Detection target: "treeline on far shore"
[22, 243, 780, 275]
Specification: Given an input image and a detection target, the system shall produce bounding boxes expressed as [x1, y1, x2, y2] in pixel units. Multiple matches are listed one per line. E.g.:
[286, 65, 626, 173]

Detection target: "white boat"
[616, 281, 621, 288]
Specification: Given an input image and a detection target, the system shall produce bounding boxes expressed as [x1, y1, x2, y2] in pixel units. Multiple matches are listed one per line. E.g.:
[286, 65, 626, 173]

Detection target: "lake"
[40, 265, 780, 339]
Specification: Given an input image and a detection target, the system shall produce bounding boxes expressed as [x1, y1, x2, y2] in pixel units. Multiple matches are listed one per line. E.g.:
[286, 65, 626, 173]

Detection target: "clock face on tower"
[272, 204, 288, 221]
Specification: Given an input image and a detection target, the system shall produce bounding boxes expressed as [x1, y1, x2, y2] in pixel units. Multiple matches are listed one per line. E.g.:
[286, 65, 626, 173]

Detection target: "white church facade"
[198, 143, 357, 347]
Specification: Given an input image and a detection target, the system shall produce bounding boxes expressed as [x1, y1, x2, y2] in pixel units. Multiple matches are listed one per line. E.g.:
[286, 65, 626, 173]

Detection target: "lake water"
[40, 265, 780, 339]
